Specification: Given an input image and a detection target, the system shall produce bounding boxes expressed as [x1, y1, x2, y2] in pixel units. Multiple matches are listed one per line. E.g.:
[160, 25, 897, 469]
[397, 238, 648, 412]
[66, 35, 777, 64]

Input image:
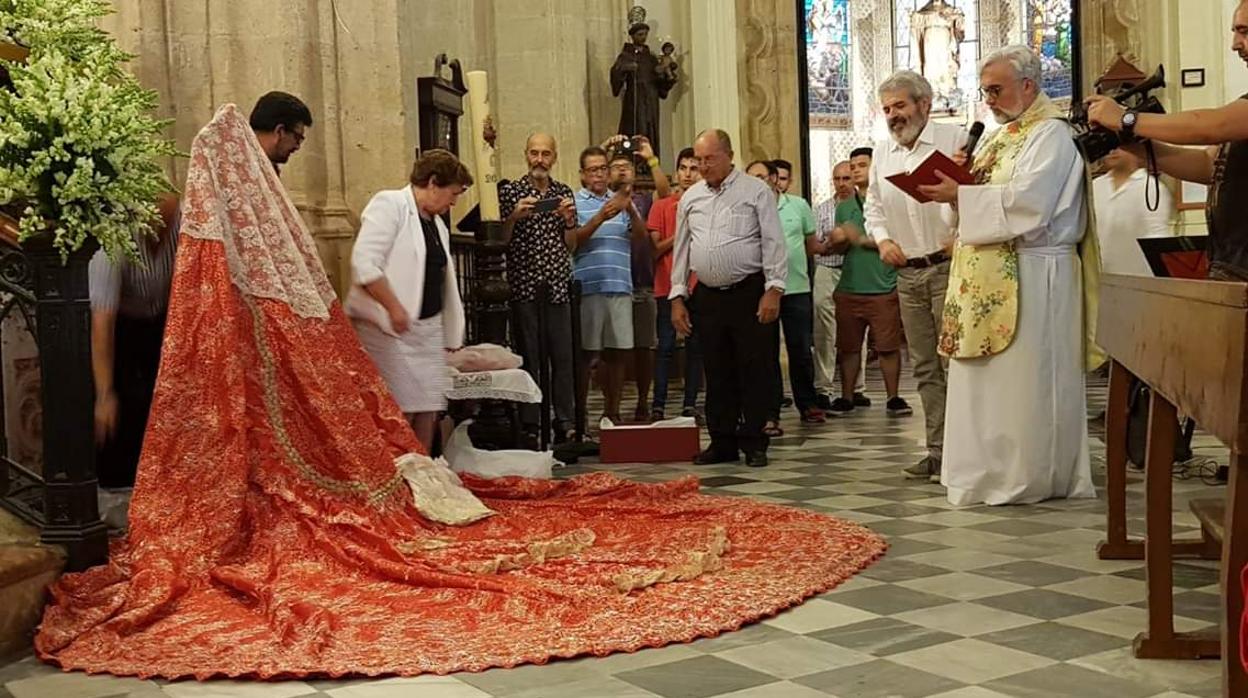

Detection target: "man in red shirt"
[647, 147, 703, 421]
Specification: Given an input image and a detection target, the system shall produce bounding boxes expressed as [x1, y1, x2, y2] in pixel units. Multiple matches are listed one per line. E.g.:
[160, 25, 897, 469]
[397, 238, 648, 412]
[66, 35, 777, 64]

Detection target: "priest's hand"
[1084, 95, 1126, 133]
[952, 149, 970, 168]
[917, 171, 960, 204]
[671, 297, 693, 337]
[878, 239, 908, 268]
[757, 288, 781, 324]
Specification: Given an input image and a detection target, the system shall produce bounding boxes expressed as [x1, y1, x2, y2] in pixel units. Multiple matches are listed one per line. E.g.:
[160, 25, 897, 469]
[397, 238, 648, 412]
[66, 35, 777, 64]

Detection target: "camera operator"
[1084, 1, 1248, 281]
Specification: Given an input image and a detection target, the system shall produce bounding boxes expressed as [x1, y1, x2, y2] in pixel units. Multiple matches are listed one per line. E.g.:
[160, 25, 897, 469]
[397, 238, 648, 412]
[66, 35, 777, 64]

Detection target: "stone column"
[100, 0, 409, 298]
[689, 0, 743, 163]
[735, 0, 804, 193]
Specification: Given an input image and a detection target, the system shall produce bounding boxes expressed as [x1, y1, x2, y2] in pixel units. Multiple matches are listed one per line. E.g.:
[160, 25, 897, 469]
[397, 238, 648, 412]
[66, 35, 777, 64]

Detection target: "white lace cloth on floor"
[445, 368, 542, 404]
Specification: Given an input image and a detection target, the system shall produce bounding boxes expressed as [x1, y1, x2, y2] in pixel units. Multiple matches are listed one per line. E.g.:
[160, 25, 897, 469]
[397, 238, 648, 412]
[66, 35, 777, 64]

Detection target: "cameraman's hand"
[1084, 95, 1126, 133]
[511, 196, 537, 220]
[602, 134, 627, 150]
[635, 135, 655, 161]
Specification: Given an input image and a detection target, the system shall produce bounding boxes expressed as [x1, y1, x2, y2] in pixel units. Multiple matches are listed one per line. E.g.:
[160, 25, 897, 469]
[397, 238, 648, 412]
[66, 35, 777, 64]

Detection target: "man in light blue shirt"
[571, 146, 648, 423]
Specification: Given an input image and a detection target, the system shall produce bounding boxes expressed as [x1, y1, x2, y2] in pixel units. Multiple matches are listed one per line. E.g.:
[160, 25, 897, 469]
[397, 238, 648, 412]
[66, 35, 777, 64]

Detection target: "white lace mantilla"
[445, 368, 542, 404]
[180, 104, 338, 319]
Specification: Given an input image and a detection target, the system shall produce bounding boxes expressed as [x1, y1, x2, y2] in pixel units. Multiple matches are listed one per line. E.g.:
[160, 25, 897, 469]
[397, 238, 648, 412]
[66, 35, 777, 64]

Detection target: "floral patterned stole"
[938, 94, 1067, 360]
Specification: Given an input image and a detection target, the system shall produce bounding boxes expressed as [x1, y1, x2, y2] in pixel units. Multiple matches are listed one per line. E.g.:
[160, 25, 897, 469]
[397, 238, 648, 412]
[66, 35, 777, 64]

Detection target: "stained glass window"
[893, 0, 980, 117]
[805, 0, 853, 129]
[1025, 0, 1074, 103]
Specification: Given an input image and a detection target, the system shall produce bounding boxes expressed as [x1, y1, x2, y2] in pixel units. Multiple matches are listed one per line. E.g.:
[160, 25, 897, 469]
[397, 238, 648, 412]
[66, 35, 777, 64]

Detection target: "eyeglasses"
[582, 165, 608, 174]
[977, 85, 1006, 101]
[978, 78, 1032, 101]
[284, 126, 307, 144]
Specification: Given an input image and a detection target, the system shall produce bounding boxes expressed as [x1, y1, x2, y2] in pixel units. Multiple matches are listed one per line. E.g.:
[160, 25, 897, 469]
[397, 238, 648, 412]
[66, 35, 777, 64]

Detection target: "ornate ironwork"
[0, 219, 43, 531]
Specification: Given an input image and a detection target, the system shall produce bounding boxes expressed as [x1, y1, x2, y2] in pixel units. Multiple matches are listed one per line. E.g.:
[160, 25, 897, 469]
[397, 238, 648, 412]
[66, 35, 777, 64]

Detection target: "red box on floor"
[599, 423, 701, 464]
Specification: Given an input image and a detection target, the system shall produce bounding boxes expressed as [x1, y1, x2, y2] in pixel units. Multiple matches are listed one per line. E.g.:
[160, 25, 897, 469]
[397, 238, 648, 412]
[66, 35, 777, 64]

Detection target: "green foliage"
[0, 0, 179, 261]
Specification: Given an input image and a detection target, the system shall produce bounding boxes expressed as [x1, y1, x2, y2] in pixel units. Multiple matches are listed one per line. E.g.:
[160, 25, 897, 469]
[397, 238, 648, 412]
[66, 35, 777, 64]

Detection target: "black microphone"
[963, 121, 986, 158]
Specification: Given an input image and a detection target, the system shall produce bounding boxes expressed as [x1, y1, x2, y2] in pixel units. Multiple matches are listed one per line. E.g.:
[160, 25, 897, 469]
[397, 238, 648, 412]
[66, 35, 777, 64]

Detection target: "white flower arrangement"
[0, 0, 179, 261]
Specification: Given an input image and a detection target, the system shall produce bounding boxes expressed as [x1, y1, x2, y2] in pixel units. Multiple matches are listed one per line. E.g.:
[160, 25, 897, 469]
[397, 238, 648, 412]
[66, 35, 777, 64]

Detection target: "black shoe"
[828, 397, 855, 415]
[853, 392, 872, 408]
[693, 448, 739, 465]
[815, 393, 833, 411]
[744, 450, 768, 468]
[781, 396, 794, 408]
[886, 396, 913, 417]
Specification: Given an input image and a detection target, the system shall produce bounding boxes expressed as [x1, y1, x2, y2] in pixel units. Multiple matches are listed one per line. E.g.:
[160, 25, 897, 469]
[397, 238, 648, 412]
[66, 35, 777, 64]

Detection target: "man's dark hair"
[608, 148, 635, 166]
[772, 158, 793, 173]
[746, 159, 779, 177]
[580, 146, 608, 170]
[676, 147, 697, 168]
[249, 91, 313, 133]
[850, 146, 874, 160]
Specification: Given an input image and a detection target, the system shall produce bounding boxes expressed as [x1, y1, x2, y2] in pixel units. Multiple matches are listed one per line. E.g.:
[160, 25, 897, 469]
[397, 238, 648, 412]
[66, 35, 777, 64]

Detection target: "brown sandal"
[763, 421, 784, 438]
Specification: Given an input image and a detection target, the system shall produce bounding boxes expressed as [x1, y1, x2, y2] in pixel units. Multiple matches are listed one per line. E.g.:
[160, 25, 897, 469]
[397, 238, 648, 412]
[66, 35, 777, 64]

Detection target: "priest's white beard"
[990, 105, 1023, 125]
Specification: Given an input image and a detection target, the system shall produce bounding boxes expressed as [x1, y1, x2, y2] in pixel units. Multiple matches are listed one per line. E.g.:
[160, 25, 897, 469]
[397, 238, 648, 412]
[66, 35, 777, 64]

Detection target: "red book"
[885, 150, 975, 204]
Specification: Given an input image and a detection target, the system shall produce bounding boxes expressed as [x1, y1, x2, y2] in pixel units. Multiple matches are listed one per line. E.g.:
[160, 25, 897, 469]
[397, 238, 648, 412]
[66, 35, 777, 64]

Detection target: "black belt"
[905, 251, 951, 269]
[702, 272, 763, 292]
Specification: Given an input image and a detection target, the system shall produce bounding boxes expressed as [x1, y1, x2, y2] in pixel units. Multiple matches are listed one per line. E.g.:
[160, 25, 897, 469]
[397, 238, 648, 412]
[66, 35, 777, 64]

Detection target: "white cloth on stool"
[445, 368, 542, 404]
[354, 315, 450, 413]
[941, 118, 1097, 507]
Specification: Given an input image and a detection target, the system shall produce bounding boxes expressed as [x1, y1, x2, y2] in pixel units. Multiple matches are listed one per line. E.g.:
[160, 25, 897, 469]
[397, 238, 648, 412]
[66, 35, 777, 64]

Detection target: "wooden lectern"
[1097, 273, 1248, 697]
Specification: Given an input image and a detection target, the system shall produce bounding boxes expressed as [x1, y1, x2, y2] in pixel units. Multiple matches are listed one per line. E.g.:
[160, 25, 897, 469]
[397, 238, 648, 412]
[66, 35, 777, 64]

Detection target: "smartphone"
[531, 198, 561, 214]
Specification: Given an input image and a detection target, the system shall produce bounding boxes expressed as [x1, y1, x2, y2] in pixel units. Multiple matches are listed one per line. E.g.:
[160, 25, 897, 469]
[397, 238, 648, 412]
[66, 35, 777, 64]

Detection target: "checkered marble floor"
[1, 372, 1230, 698]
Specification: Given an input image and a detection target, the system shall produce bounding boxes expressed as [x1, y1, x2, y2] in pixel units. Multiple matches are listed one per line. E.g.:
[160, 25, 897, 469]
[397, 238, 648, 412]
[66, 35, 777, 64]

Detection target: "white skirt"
[354, 316, 450, 413]
[941, 249, 1097, 506]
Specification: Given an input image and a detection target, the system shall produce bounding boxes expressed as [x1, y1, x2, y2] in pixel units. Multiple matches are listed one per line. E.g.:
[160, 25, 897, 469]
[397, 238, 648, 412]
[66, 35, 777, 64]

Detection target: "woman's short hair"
[410, 149, 474, 189]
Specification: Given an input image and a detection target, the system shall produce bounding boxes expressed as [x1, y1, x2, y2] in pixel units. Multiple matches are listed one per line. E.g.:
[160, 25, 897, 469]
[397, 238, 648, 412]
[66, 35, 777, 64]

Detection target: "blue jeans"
[652, 297, 702, 412]
[773, 292, 819, 417]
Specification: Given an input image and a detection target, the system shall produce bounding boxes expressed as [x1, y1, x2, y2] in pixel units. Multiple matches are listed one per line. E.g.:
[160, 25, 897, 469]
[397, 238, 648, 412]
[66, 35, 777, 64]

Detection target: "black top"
[1207, 94, 1248, 281]
[418, 215, 447, 319]
[499, 175, 575, 303]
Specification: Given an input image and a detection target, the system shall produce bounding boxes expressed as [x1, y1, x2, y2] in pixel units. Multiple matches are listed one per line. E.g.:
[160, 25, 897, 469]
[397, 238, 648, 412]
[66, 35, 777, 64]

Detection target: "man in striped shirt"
[670, 129, 788, 468]
[814, 161, 867, 409]
[570, 146, 649, 424]
[90, 194, 180, 492]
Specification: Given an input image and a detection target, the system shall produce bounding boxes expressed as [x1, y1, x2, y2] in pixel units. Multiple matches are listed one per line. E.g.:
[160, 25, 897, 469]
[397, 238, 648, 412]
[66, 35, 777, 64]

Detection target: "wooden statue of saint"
[609, 9, 677, 158]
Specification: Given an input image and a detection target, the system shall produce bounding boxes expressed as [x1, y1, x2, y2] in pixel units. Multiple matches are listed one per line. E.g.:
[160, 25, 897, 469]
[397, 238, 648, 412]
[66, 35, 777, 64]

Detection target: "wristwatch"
[1120, 110, 1138, 141]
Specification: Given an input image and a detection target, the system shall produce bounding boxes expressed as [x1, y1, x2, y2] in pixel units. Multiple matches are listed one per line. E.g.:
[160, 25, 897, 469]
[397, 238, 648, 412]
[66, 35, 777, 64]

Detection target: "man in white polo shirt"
[865, 70, 966, 483]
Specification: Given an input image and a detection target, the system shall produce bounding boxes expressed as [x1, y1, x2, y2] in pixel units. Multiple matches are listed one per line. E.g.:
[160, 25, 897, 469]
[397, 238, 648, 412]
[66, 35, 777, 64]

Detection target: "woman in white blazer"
[345, 149, 471, 450]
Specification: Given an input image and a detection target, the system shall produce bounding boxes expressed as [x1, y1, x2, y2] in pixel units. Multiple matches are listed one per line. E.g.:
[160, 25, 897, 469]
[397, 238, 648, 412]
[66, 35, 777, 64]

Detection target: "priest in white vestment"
[917, 45, 1097, 507]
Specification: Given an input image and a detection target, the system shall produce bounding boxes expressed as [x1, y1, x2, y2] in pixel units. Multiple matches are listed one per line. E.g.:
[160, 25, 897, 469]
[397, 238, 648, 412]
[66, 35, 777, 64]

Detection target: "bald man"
[500, 133, 579, 443]
[670, 129, 788, 468]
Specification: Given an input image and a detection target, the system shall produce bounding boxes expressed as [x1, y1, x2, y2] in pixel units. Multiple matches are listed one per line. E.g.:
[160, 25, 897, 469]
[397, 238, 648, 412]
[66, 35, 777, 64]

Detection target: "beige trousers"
[896, 263, 950, 458]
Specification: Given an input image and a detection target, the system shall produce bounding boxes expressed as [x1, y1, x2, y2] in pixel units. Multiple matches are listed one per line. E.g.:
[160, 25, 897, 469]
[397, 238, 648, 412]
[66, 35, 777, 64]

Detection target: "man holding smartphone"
[500, 133, 578, 443]
[571, 146, 650, 425]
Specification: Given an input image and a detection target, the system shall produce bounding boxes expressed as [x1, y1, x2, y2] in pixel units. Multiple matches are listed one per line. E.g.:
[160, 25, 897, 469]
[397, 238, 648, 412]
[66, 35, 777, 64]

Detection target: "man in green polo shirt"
[829, 147, 911, 418]
[745, 160, 834, 430]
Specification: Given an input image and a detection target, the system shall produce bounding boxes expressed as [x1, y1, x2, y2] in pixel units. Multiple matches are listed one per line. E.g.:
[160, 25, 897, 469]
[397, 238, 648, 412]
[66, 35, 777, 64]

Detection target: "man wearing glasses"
[248, 91, 313, 173]
[915, 45, 1097, 507]
[570, 147, 649, 425]
[864, 70, 965, 484]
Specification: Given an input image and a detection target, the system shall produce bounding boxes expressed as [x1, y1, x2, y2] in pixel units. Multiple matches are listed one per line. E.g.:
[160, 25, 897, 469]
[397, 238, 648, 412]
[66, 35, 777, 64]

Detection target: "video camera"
[1069, 65, 1167, 163]
[615, 137, 637, 159]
